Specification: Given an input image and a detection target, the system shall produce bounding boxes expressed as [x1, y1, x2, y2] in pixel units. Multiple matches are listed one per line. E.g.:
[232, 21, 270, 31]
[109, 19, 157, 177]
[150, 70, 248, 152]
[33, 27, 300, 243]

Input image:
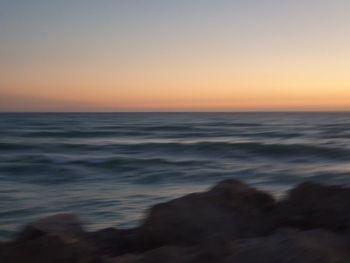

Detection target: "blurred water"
[1, 112, 350, 239]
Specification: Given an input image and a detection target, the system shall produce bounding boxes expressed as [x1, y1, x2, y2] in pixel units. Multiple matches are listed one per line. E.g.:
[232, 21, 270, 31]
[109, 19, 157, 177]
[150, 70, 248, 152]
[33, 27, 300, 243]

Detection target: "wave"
[114, 141, 349, 160]
[0, 142, 40, 151]
[205, 122, 265, 127]
[0, 163, 86, 184]
[20, 130, 150, 138]
[70, 156, 206, 168]
[1, 140, 348, 160]
[139, 125, 198, 132]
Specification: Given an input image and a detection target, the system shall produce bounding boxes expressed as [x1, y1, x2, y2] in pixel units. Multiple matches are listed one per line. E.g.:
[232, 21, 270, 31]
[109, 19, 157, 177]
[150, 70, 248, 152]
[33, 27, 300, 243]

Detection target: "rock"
[0, 214, 104, 263]
[225, 229, 350, 263]
[277, 182, 350, 233]
[0, 234, 103, 263]
[111, 245, 223, 263]
[89, 227, 139, 256]
[137, 246, 192, 263]
[110, 240, 239, 263]
[17, 213, 84, 243]
[108, 254, 141, 263]
[4, 179, 350, 262]
[138, 179, 276, 249]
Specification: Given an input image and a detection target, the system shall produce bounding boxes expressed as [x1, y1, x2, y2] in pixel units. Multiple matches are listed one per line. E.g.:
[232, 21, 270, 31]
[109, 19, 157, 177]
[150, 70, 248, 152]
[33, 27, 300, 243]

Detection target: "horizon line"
[1, 110, 350, 114]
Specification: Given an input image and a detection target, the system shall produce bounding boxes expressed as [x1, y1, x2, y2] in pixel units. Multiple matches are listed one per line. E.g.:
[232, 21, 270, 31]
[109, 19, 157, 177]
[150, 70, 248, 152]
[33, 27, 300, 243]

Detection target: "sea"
[1, 112, 350, 240]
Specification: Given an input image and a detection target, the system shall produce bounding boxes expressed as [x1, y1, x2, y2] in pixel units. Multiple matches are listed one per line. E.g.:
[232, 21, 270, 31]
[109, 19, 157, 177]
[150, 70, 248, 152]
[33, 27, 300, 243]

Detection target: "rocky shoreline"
[2, 179, 350, 262]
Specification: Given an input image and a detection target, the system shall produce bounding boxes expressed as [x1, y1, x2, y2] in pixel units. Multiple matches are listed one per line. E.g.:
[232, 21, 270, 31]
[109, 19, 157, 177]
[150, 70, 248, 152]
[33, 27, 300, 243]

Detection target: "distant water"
[1, 112, 350, 240]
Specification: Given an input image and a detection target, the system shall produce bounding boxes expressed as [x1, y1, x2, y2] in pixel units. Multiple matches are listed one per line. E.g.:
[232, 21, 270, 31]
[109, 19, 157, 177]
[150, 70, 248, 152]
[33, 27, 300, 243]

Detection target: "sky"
[1, 0, 350, 112]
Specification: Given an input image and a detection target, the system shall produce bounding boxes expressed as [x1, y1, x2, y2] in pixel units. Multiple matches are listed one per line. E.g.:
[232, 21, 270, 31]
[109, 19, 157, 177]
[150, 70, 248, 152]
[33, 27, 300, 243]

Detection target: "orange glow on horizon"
[1, 61, 350, 111]
[1, 1, 350, 112]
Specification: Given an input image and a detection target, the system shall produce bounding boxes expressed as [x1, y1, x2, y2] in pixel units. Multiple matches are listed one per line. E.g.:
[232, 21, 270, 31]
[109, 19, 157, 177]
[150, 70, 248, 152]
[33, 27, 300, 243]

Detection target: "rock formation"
[2, 179, 350, 262]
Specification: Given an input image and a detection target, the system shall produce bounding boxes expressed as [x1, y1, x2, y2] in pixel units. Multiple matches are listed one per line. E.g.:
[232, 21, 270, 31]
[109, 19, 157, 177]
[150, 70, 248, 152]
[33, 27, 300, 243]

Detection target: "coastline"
[2, 179, 350, 263]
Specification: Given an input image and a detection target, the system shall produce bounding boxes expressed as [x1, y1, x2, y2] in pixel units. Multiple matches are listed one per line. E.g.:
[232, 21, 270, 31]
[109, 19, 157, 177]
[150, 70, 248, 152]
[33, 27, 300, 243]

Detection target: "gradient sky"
[1, 0, 350, 111]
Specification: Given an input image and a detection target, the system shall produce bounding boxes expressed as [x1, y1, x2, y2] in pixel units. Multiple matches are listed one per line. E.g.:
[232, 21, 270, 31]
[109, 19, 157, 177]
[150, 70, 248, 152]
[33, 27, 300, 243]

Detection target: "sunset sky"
[1, 0, 350, 111]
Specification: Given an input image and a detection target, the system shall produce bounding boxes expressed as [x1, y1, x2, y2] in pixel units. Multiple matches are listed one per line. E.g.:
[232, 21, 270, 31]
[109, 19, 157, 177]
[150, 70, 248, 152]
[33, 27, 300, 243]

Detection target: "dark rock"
[277, 182, 350, 233]
[137, 246, 193, 263]
[17, 213, 84, 242]
[225, 229, 350, 263]
[108, 253, 141, 263]
[89, 227, 139, 256]
[4, 179, 350, 262]
[138, 239, 237, 263]
[0, 234, 103, 263]
[138, 179, 276, 249]
[0, 214, 103, 263]
[110, 238, 243, 263]
[111, 244, 233, 263]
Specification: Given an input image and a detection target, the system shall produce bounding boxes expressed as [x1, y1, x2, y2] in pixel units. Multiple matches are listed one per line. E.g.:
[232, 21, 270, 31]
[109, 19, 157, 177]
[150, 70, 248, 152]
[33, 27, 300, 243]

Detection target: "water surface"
[1, 112, 350, 239]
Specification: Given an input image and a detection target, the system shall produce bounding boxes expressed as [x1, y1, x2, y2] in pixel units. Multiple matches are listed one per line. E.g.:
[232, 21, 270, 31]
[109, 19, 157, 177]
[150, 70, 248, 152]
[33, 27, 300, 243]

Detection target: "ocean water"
[1, 112, 350, 239]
